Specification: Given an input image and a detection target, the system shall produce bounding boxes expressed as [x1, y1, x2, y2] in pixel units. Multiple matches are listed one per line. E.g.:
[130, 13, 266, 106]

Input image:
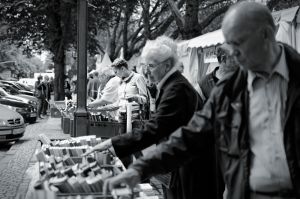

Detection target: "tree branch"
[198, 4, 230, 32]
[165, 0, 184, 29]
[199, 0, 228, 11]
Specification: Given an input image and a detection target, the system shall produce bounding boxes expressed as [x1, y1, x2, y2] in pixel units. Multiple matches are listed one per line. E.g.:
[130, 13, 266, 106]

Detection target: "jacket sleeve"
[129, 96, 215, 180]
[112, 84, 196, 158]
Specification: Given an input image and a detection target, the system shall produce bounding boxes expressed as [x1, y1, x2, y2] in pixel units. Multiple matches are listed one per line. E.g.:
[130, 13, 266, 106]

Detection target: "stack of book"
[42, 146, 89, 157]
[39, 134, 102, 147]
[34, 135, 159, 198]
[36, 154, 120, 194]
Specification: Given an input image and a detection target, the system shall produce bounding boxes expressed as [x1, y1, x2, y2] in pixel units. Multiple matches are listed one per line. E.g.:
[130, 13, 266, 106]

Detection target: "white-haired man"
[83, 37, 221, 199]
[101, 2, 300, 199]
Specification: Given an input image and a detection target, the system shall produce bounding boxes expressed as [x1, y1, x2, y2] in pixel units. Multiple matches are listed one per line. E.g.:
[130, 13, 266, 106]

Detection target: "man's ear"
[165, 59, 173, 72]
[262, 26, 273, 41]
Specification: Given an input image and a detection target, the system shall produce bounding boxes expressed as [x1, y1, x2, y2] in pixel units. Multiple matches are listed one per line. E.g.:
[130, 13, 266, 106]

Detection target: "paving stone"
[0, 117, 67, 199]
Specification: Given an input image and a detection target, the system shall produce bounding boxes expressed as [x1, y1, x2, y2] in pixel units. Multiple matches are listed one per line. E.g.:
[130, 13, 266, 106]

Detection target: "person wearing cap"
[101, 2, 300, 199]
[83, 37, 221, 199]
[199, 45, 237, 101]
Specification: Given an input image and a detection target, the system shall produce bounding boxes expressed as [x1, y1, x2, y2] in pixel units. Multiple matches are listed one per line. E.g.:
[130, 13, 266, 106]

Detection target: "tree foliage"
[0, 0, 299, 99]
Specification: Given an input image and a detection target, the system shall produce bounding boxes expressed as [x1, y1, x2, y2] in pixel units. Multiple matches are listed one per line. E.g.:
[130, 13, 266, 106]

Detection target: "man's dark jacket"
[199, 67, 219, 100]
[130, 44, 300, 199]
[112, 71, 219, 199]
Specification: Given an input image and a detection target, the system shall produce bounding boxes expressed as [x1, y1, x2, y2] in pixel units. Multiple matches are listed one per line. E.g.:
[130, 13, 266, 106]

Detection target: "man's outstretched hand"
[81, 139, 112, 156]
[103, 168, 141, 195]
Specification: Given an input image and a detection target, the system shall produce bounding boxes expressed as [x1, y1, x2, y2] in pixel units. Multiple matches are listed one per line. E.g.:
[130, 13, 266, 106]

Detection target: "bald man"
[102, 2, 300, 199]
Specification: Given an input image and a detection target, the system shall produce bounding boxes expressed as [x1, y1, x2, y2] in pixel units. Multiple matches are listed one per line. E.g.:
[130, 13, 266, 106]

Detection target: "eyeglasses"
[146, 58, 169, 70]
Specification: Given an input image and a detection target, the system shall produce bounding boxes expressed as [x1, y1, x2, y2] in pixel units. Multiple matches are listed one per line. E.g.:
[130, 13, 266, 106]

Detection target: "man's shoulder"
[164, 73, 197, 96]
[106, 76, 121, 87]
[282, 43, 300, 78]
[199, 72, 215, 85]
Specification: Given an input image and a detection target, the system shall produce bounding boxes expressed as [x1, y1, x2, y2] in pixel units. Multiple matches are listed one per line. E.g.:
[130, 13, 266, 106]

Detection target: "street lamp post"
[74, 0, 89, 137]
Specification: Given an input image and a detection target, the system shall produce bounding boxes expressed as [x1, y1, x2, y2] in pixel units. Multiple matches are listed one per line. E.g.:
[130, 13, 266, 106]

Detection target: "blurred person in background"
[70, 80, 77, 101]
[64, 76, 72, 100]
[88, 67, 120, 108]
[199, 45, 238, 101]
[42, 75, 51, 116]
[87, 71, 101, 100]
[96, 58, 148, 121]
[34, 75, 46, 119]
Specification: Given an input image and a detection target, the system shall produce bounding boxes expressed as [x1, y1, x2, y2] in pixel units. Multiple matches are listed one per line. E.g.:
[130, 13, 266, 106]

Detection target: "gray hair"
[141, 36, 178, 67]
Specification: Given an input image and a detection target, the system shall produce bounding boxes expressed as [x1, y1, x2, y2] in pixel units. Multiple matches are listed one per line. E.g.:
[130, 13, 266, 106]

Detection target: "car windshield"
[15, 82, 31, 91]
[0, 87, 9, 96]
[0, 85, 20, 95]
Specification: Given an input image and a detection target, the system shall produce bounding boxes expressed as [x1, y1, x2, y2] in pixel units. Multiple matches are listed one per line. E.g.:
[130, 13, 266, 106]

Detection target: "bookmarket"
[30, 99, 160, 199]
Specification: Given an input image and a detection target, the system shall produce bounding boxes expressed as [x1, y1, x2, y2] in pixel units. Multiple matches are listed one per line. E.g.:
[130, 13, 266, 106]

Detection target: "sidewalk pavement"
[0, 116, 70, 199]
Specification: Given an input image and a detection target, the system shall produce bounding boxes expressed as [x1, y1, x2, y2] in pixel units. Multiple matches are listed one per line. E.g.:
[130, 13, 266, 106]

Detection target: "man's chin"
[149, 77, 156, 84]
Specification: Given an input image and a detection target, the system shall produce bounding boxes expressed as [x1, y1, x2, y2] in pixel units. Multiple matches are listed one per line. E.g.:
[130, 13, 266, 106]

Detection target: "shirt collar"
[157, 67, 178, 91]
[272, 44, 289, 81]
[122, 72, 134, 83]
[247, 44, 289, 91]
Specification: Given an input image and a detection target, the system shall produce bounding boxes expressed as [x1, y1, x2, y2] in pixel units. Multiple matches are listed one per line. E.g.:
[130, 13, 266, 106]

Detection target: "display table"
[34, 135, 161, 199]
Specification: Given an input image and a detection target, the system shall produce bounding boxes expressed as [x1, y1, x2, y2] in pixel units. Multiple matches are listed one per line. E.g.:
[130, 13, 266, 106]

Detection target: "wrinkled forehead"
[222, 14, 255, 43]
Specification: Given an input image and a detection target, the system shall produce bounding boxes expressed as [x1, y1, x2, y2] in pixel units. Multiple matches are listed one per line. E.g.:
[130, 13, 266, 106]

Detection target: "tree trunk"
[54, 51, 65, 101]
[141, 0, 151, 40]
[183, 0, 200, 39]
[123, 1, 135, 60]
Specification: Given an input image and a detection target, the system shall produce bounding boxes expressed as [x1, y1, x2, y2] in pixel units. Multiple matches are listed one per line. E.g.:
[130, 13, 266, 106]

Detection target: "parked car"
[0, 80, 34, 96]
[0, 87, 38, 108]
[0, 84, 38, 106]
[0, 94, 37, 124]
[14, 82, 34, 92]
[0, 104, 25, 143]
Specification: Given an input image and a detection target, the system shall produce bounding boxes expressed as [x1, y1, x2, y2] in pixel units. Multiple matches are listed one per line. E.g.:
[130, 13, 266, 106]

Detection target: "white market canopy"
[96, 52, 112, 72]
[178, 6, 300, 55]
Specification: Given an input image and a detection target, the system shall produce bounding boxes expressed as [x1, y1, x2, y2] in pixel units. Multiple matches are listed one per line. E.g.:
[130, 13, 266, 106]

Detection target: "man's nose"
[145, 66, 151, 75]
[228, 47, 240, 58]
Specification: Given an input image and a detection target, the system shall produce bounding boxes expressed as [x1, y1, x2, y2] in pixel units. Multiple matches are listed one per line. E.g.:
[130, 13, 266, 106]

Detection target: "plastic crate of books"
[89, 121, 125, 138]
[63, 116, 70, 134]
[50, 106, 62, 118]
[54, 101, 67, 110]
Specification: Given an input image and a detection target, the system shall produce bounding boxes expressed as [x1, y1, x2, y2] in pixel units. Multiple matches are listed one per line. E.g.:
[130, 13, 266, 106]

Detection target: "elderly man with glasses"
[83, 36, 222, 199]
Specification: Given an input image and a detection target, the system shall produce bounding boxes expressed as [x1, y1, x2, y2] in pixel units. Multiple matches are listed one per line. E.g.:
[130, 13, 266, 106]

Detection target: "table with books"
[31, 134, 160, 199]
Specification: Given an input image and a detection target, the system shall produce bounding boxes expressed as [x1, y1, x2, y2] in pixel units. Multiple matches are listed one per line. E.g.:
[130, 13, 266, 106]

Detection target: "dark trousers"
[37, 98, 45, 117]
[42, 99, 49, 115]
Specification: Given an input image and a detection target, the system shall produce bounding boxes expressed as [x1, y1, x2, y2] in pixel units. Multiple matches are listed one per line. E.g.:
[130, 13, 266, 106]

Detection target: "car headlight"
[0, 119, 8, 126]
[16, 107, 26, 112]
[29, 100, 37, 106]
[20, 116, 24, 124]
[5, 105, 17, 112]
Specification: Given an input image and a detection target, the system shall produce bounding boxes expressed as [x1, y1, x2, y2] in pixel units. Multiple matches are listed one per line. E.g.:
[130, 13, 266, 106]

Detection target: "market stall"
[31, 134, 161, 199]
